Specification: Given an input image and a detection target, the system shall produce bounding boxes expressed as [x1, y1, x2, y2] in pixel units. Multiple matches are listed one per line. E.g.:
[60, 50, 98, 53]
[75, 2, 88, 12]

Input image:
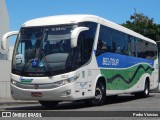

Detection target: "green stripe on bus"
[101, 64, 153, 90]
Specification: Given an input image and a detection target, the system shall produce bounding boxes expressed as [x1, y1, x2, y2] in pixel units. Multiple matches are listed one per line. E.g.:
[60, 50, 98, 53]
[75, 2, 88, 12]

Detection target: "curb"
[0, 100, 39, 105]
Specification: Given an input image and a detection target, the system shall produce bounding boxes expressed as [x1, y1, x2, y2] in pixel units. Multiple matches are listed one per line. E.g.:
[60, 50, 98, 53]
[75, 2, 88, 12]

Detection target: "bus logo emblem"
[32, 60, 38, 67]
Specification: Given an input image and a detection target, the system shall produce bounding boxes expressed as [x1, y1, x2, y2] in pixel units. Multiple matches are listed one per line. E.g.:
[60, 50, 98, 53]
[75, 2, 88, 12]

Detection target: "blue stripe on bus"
[95, 52, 154, 69]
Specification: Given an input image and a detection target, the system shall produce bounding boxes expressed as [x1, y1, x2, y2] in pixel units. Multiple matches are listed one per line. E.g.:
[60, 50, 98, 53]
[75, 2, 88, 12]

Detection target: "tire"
[141, 80, 150, 98]
[87, 82, 106, 106]
[134, 80, 150, 98]
[39, 101, 59, 108]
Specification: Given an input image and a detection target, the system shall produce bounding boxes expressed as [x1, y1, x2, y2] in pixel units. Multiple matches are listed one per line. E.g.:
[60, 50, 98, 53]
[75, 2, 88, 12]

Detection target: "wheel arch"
[142, 75, 150, 91]
[145, 76, 150, 90]
[92, 74, 106, 96]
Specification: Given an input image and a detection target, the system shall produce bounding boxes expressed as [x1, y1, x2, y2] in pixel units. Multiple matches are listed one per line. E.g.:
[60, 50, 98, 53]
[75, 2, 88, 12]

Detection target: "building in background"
[0, 0, 11, 99]
[0, 0, 9, 59]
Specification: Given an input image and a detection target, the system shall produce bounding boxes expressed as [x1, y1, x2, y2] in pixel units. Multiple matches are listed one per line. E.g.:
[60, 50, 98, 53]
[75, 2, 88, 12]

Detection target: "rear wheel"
[87, 82, 106, 106]
[134, 80, 150, 98]
[39, 101, 59, 108]
[141, 80, 149, 97]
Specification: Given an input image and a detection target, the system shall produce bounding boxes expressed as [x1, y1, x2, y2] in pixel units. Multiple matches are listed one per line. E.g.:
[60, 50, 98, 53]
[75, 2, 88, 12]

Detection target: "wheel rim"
[94, 87, 103, 102]
[145, 86, 149, 95]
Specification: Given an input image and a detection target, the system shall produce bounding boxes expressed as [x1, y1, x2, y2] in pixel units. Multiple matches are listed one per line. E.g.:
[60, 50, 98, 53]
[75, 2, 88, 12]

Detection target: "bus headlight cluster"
[11, 79, 18, 85]
[54, 75, 79, 87]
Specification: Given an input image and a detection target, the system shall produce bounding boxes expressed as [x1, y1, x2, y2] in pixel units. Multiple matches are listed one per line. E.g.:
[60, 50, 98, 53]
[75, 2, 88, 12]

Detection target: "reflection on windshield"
[12, 25, 75, 76]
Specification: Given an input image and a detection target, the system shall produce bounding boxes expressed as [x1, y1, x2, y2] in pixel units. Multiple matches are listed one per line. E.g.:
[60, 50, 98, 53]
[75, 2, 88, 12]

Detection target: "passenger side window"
[96, 25, 157, 60]
[96, 25, 112, 56]
[128, 36, 136, 57]
[129, 36, 158, 60]
[123, 34, 129, 55]
[138, 41, 158, 60]
[111, 30, 125, 54]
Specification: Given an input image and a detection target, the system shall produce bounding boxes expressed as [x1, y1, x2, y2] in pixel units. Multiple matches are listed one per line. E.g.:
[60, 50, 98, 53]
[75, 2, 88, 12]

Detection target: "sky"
[5, 0, 160, 44]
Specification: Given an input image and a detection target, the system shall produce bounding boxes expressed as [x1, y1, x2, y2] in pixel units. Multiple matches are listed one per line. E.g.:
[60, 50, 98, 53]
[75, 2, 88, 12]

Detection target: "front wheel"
[87, 82, 106, 106]
[39, 101, 59, 108]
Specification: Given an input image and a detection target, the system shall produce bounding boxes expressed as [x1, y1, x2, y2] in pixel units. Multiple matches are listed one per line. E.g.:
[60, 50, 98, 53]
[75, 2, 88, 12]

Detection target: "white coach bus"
[2, 14, 158, 107]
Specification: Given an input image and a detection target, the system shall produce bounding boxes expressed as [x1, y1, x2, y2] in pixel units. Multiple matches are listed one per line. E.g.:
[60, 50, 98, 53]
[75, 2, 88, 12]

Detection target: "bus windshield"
[12, 25, 76, 76]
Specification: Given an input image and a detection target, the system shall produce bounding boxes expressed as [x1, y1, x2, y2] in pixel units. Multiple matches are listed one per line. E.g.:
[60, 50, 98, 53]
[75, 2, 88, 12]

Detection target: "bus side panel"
[95, 52, 155, 94]
[150, 59, 159, 90]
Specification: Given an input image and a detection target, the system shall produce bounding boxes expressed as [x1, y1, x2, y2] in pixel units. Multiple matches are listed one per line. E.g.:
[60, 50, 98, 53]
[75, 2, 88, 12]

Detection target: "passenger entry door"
[74, 23, 96, 98]
[75, 31, 93, 97]
[74, 31, 91, 98]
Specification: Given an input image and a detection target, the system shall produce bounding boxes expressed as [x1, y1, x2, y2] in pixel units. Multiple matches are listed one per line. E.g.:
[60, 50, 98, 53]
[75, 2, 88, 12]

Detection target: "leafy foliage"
[122, 13, 160, 41]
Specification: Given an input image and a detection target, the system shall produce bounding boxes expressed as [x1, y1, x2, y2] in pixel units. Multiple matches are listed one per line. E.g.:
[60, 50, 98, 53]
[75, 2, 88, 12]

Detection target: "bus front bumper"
[11, 82, 77, 101]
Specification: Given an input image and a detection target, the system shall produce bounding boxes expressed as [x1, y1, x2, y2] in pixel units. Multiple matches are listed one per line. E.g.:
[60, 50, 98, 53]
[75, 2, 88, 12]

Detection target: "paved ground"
[0, 93, 160, 111]
[0, 93, 160, 120]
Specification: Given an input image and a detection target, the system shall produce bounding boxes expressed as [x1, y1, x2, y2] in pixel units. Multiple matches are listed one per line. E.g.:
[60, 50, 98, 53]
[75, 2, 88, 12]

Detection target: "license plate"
[31, 92, 42, 97]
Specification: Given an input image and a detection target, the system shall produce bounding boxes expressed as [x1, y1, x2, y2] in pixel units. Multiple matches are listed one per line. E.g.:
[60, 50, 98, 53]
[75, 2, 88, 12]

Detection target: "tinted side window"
[96, 25, 157, 60]
[128, 36, 136, 57]
[123, 34, 129, 55]
[143, 42, 157, 60]
[96, 25, 112, 56]
[131, 37, 158, 60]
[111, 30, 125, 54]
[149, 43, 157, 60]
[134, 37, 140, 57]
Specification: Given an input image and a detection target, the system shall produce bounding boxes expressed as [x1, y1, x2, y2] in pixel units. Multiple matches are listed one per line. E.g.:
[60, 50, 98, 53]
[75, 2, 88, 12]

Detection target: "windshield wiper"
[21, 59, 33, 76]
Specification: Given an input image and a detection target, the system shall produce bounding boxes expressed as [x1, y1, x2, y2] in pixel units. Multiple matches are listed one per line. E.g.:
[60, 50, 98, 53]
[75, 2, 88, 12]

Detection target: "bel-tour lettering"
[102, 57, 119, 66]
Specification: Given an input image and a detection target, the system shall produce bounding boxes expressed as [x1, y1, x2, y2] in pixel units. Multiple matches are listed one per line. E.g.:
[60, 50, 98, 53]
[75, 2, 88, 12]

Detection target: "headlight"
[54, 75, 79, 87]
[54, 79, 69, 86]
[68, 75, 79, 82]
[11, 79, 18, 85]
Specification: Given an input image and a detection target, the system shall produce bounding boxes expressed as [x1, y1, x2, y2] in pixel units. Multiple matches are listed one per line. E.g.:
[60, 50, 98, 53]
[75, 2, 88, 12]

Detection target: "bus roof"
[23, 14, 99, 27]
[22, 14, 156, 44]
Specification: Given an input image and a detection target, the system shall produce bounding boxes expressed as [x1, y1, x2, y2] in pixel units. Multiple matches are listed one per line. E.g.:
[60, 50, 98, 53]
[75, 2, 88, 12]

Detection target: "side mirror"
[1, 31, 19, 50]
[71, 27, 89, 48]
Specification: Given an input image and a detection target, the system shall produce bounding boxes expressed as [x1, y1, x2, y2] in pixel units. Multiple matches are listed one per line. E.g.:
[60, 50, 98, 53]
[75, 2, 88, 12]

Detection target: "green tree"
[122, 12, 160, 41]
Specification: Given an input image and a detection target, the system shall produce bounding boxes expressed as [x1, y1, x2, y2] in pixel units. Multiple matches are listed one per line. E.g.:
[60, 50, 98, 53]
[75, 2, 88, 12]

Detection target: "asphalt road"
[1, 93, 160, 120]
